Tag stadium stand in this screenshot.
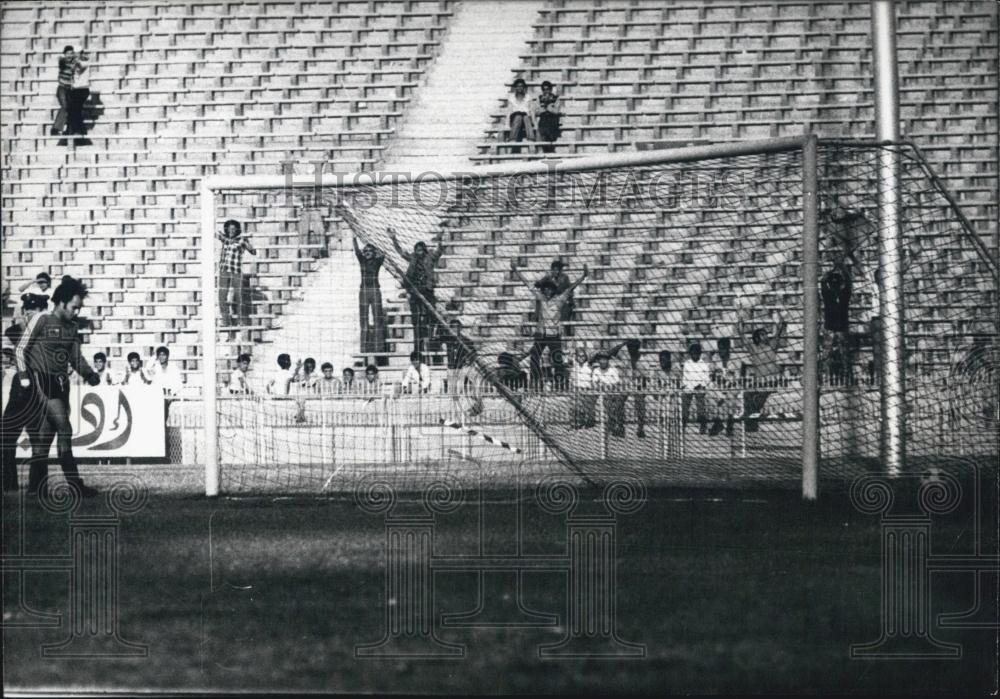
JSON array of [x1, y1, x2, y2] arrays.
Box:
[[2, 0, 455, 387], [1, 0, 996, 389]]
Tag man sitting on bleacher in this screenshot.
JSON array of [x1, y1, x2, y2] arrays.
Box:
[[505, 78, 535, 154]]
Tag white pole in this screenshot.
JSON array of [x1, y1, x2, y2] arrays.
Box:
[[871, 0, 905, 476], [201, 182, 219, 496], [801, 135, 820, 500]]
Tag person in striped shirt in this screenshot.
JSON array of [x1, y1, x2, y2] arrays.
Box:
[[15, 276, 101, 497], [51, 45, 86, 138], [217, 219, 256, 327]]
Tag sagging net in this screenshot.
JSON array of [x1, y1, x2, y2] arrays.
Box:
[[208, 140, 998, 494]]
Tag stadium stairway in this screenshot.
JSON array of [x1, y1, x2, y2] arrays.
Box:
[[383, 0, 544, 171], [325, 0, 545, 382]]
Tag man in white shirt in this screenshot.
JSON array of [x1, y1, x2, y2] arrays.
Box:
[[590, 352, 621, 389], [296, 357, 318, 395], [569, 347, 594, 429], [17, 272, 51, 298], [229, 353, 253, 395], [147, 346, 184, 397], [122, 351, 152, 386], [682, 342, 710, 434], [505, 77, 535, 154], [91, 352, 116, 386], [401, 351, 432, 394], [267, 353, 297, 397], [317, 362, 340, 396]]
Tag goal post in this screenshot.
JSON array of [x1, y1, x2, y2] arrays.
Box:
[[198, 136, 997, 498]]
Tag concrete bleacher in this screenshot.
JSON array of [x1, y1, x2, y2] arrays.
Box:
[[446, 0, 997, 372], [475, 0, 998, 247], [1, 0, 455, 386], [1, 0, 995, 391]]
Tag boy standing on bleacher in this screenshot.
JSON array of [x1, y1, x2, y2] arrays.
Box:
[[51, 45, 85, 139]]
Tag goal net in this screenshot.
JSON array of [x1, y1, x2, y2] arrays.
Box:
[[199, 137, 998, 496]]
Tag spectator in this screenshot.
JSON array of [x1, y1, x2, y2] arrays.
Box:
[[570, 347, 595, 429], [505, 78, 535, 154], [217, 219, 257, 327], [18, 272, 51, 298], [362, 364, 381, 393], [297, 357, 318, 394], [590, 352, 621, 394], [495, 351, 529, 390], [340, 367, 356, 393], [737, 308, 787, 432], [821, 261, 853, 382], [229, 354, 253, 395], [656, 350, 677, 388], [51, 45, 85, 139], [1, 348, 14, 382], [67, 49, 91, 145], [681, 342, 710, 434], [401, 351, 431, 394], [122, 352, 152, 385], [439, 317, 483, 416], [91, 352, 115, 385], [0, 347, 19, 493], [534, 80, 561, 153], [391, 228, 443, 354], [147, 346, 184, 397], [592, 346, 631, 438], [708, 338, 739, 437], [353, 234, 387, 356], [535, 260, 573, 334], [439, 317, 472, 393], [511, 260, 588, 388], [318, 362, 339, 395], [267, 354, 297, 396], [618, 339, 648, 438]]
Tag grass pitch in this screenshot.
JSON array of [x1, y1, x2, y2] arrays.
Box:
[[3, 462, 997, 693]]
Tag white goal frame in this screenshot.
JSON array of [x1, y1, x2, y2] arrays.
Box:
[[199, 135, 825, 498]]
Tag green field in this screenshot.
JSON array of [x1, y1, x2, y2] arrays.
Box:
[[3, 463, 997, 694]]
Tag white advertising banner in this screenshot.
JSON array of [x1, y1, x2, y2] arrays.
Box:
[[12, 384, 167, 458]]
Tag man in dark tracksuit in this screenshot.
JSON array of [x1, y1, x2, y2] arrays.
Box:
[[391, 228, 443, 355], [353, 236, 387, 356], [15, 277, 101, 497], [2, 294, 49, 492]]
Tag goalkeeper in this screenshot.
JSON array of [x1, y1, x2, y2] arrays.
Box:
[[15, 276, 101, 497]]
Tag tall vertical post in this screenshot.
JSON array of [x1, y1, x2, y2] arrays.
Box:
[[801, 135, 820, 500], [871, 0, 906, 476], [201, 181, 219, 496]]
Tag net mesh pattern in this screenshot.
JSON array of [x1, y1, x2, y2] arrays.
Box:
[[207, 141, 998, 494]]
